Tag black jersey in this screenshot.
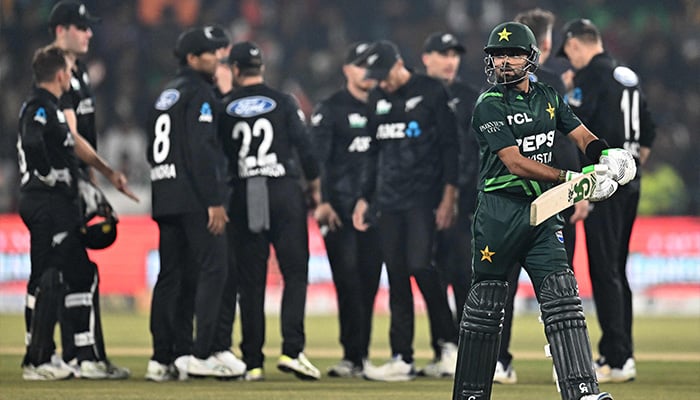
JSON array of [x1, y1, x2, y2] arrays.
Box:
[[219, 83, 319, 182], [147, 67, 225, 217], [310, 88, 372, 220], [59, 59, 97, 148], [17, 87, 79, 198], [447, 80, 480, 214], [361, 73, 459, 211], [566, 52, 655, 167]]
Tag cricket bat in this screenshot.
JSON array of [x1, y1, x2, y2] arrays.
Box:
[[529, 170, 597, 226]]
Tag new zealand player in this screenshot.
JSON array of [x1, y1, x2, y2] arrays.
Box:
[[309, 42, 383, 378], [450, 22, 636, 400], [220, 41, 321, 381], [352, 40, 459, 381], [146, 26, 238, 381], [419, 32, 479, 378], [557, 18, 656, 384]]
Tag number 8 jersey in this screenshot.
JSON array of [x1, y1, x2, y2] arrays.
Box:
[[147, 67, 225, 217], [219, 83, 319, 183]]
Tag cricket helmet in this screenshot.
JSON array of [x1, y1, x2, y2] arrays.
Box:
[[483, 22, 540, 85], [78, 178, 118, 250]]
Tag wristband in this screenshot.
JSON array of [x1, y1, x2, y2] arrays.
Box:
[[584, 139, 609, 162]]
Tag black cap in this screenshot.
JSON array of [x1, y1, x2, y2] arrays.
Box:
[[228, 41, 263, 67], [354, 40, 400, 80], [174, 26, 228, 59], [556, 18, 601, 58], [423, 32, 466, 54], [344, 41, 371, 65], [48, 1, 100, 30], [209, 24, 231, 47]]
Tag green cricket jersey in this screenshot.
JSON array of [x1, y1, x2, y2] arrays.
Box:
[[472, 81, 582, 199]]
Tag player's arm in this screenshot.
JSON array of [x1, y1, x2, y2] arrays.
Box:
[[497, 145, 561, 182], [65, 108, 139, 202], [20, 106, 53, 181], [435, 86, 459, 230], [309, 103, 342, 230]]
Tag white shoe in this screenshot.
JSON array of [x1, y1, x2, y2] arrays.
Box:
[[363, 355, 415, 382], [244, 367, 265, 381], [580, 392, 614, 400], [493, 360, 517, 384], [417, 359, 441, 378], [145, 360, 174, 382], [187, 356, 237, 378], [610, 358, 636, 382], [23, 362, 74, 381], [438, 342, 458, 377], [327, 359, 363, 378], [103, 360, 130, 379], [173, 355, 190, 381], [277, 352, 321, 380], [214, 350, 246, 378], [79, 360, 109, 379]]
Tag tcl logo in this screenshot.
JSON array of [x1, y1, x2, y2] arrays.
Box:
[[506, 112, 532, 125]]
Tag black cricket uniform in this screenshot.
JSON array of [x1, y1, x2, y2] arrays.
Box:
[[567, 52, 656, 369], [17, 87, 96, 366], [219, 83, 319, 370], [310, 88, 383, 366], [147, 67, 228, 364], [433, 79, 479, 325], [497, 66, 583, 368], [361, 72, 458, 362]]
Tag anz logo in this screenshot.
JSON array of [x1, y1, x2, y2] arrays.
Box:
[[227, 96, 277, 117]]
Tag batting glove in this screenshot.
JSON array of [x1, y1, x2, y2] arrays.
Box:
[[585, 164, 619, 202], [599, 148, 636, 185]]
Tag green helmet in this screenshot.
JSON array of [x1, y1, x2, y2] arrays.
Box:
[[484, 22, 538, 55]]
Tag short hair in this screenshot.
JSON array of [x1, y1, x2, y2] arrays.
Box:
[[32, 46, 67, 84], [236, 65, 263, 78], [514, 8, 555, 45]]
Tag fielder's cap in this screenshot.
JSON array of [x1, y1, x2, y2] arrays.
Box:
[[344, 41, 371, 65], [556, 18, 600, 58], [354, 40, 400, 80], [209, 24, 231, 47], [423, 32, 466, 54], [228, 41, 263, 67], [174, 26, 229, 59], [48, 1, 100, 30]]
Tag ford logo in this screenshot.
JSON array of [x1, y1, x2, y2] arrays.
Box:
[[227, 96, 277, 117], [155, 89, 180, 110]]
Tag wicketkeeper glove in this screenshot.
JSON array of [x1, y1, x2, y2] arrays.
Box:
[[599, 148, 636, 185]]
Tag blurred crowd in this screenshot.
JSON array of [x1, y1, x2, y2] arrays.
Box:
[[1, 0, 698, 214]]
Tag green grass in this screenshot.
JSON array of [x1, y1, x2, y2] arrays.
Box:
[[1, 312, 699, 399]]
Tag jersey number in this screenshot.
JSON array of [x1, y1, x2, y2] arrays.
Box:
[[232, 118, 278, 168], [152, 114, 171, 163], [620, 89, 640, 157], [16, 136, 29, 185]]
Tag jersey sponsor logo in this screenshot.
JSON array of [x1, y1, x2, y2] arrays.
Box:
[[347, 113, 367, 128], [506, 112, 533, 125], [33, 107, 47, 125], [376, 99, 392, 115], [57, 110, 66, 123], [405, 120, 422, 137], [70, 76, 81, 91], [404, 95, 423, 112], [76, 97, 95, 115], [198, 102, 213, 123], [347, 136, 371, 152], [556, 230, 564, 243], [613, 66, 639, 87], [150, 163, 177, 181], [155, 89, 181, 110], [517, 130, 555, 152], [478, 120, 505, 134], [311, 112, 323, 126], [376, 122, 406, 139], [565, 87, 582, 107], [226, 96, 277, 117]]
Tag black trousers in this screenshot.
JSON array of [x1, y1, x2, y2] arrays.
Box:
[[584, 180, 639, 368], [378, 207, 456, 363], [323, 222, 383, 365], [230, 178, 310, 369], [150, 212, 227, 363], [19, 191, 98, 365], [497, 207, 577, 365]]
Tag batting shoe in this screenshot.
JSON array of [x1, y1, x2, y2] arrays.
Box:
[[493, 360, 518, 384], [580, 392, 614, 400], [23, 362, 74, 381], [144, 360, 175, 382], [277, 353, 321, 380], [213, 350, 247, 378], [327, 359, 363, 378], [363, 355, 416, 382], [244, 367, 265, 381], [187, 355, 237, 378]]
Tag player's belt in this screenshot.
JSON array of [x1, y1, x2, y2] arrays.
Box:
[[484, 174, 545, 198]]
